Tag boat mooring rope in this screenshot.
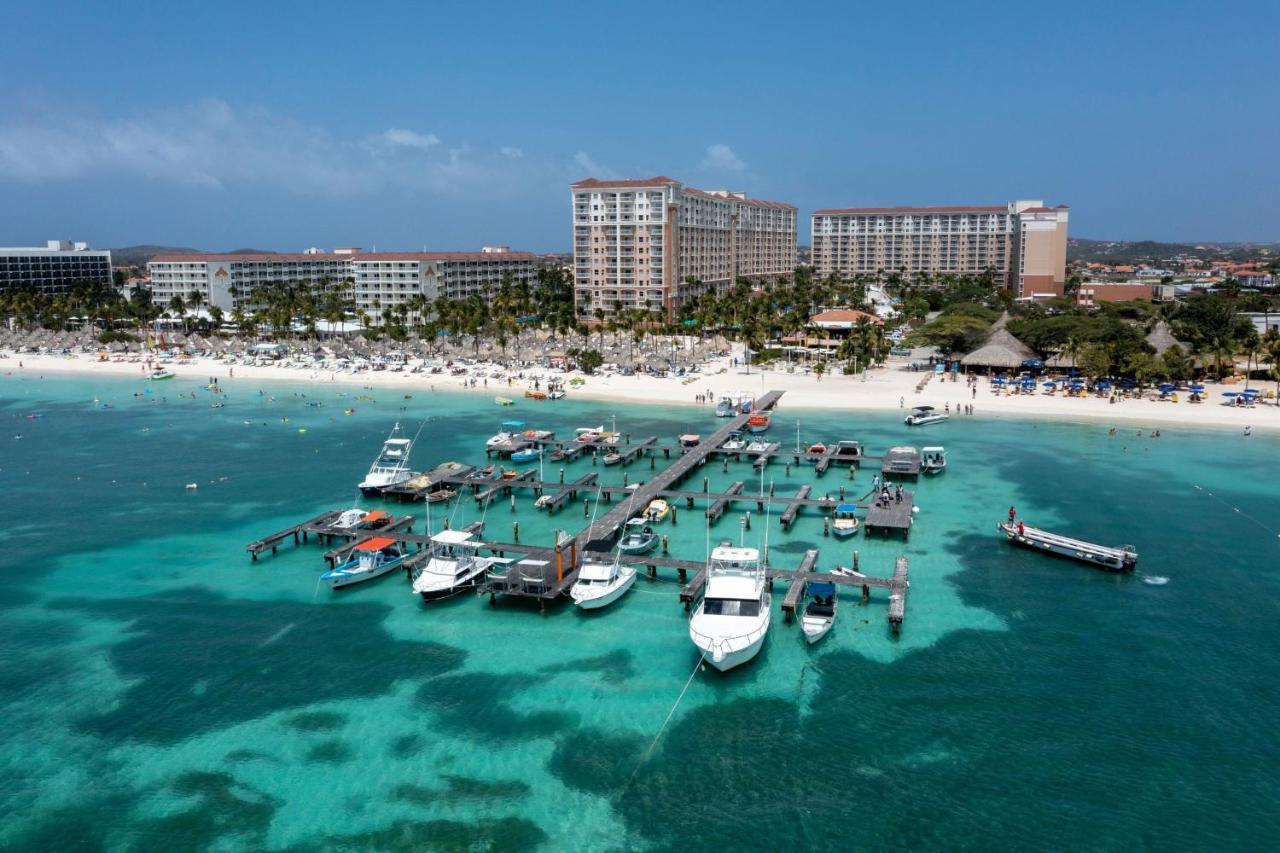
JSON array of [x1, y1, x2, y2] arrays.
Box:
[[616, 653, 704, 798], [1193, 484, 1280, 541]]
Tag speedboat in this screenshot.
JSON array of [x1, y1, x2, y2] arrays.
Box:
[[495, 396, 515, 406], [331, 508, 391, 530], [689, 544, 770, 671], [679, 434, 701, 448], [411, 530, 509, 600], [904, 405, 948, 426], [805, 443, 826, 463], [510, 447, 541, 463], [485, 420, 525, 450], [921, 446, 947, 474], [574, 426, 604, 444], [617, 518, 658, 554], [721, 431, 746, 452], [801, 582, 837, 644], [602, 450, 622, 466], [645, 499, 670, 523], [321, 537, 408, 589], [745, 439, 771, 454], [831, 503, 859, 538], [466, 464, 497, 481], [358, 423, 419, 495], [746, 412, 771, 434], [148, 368, 175, 380], [832, 440, 862, 462], [715, 397, 737, 417], [570, 557, 637, 610]]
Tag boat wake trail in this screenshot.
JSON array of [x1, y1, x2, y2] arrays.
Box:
[[1141, 575, 1170, 586]]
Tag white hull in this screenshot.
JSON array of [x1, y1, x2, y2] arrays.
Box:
[[326, 559, 401, 589], [698, 632, 766, 671], [905, 415, 948, 426], [571, 567, 636, 610], [832, 525, 858, 539], [413, 562, 489, 600], [802, 615, 833, 644]]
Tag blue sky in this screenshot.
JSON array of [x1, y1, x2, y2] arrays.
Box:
[[2, 0, 1277, 251]]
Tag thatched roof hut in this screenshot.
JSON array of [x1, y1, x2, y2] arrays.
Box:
[[961, 328, 1037, 368], [1145, 320, 1187, 355]]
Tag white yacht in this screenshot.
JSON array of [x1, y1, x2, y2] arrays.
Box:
[[411, 530, 508, 601], [570, 557, 637, 610], [485, 420, 525, 450], [689, 544, 770, 671], [904, 405, 949, 426], [921, 446, 948, 474], [358, 423, 418, 495]]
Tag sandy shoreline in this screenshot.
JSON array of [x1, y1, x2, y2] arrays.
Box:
[[3, 350, 1276, 435]]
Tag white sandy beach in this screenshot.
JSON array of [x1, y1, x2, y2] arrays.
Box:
[[3, 349, 1276, 435]]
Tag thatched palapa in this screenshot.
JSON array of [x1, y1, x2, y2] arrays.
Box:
[[961, 328, 1037, 368]]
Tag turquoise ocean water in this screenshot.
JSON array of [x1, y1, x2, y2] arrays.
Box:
[[1, 370, 1278, 851]]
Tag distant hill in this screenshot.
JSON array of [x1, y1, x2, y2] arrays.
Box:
[[109, 246, 285, 266], [109, 245, 202, 266], [1069, 238, 1279, 264]]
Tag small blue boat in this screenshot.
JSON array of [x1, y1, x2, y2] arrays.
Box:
[[510, 448, 541, 463], [321, 537, 409, 589]]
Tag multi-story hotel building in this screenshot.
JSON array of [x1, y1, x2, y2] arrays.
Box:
[[811, 201, 1069, 297], [571, 176, 797, 320], [147, 249, 536, 314], [0, 240, 112, 295]]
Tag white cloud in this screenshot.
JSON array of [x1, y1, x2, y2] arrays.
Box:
[[573, 151, 614, 178], [499, 146, 524, 158], [701, 143, 745, 172], [0, 99, 533, 197], [380, 128, 440, 149]]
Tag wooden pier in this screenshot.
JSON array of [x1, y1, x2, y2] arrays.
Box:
[[863, 490, 915, 539], [244, 387, 922, 632]]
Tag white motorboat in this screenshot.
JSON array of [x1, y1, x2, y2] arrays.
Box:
[[801, 582, 837, 644], [411, 530, 509, 601], [574, 425, 605, 444], [148, 368, 175, 380], [904, 405, 948, 426], [921, 446, 947, 474], [321, 537, 407, 589], [745, 439, 771, 454], [689, 544, 770, 671], [485, 420, 525, 450], [715, 396, 737, 417], [331, 508, 391, 531], [720, 431, 747, 452], [830, 503, 859, 538], [358, 422, 419, 495], [570, 557, 637, 610]]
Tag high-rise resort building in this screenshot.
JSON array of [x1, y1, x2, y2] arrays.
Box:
[[811, 201, 1069, 297], [146, 248, 537, 314], [570, 176, 797, 320], [0, 240, 112, 295]]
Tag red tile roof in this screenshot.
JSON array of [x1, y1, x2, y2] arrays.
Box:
[[571, 176, 679, 188], [1018, 207, 1056, 214], [682, 187, 795, 210], [809, 309, 884, 325], [149, 253, 348, 263], [813, 205, 1006, 216]]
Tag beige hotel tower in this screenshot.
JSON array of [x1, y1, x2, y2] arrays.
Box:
[[811, 200, 1069, 297], [571, 176, 797, 321]]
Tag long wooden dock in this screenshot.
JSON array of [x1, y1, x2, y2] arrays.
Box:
[[864, 489, 914, 539]]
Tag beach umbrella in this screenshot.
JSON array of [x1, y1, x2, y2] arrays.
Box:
[[1190, 384, 1205, 393], [1041, 381, 1056, 387], [1222, 392, 1239, 398], [1159, 383, 1175, 392], [1242, 389, 1260, 397]]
